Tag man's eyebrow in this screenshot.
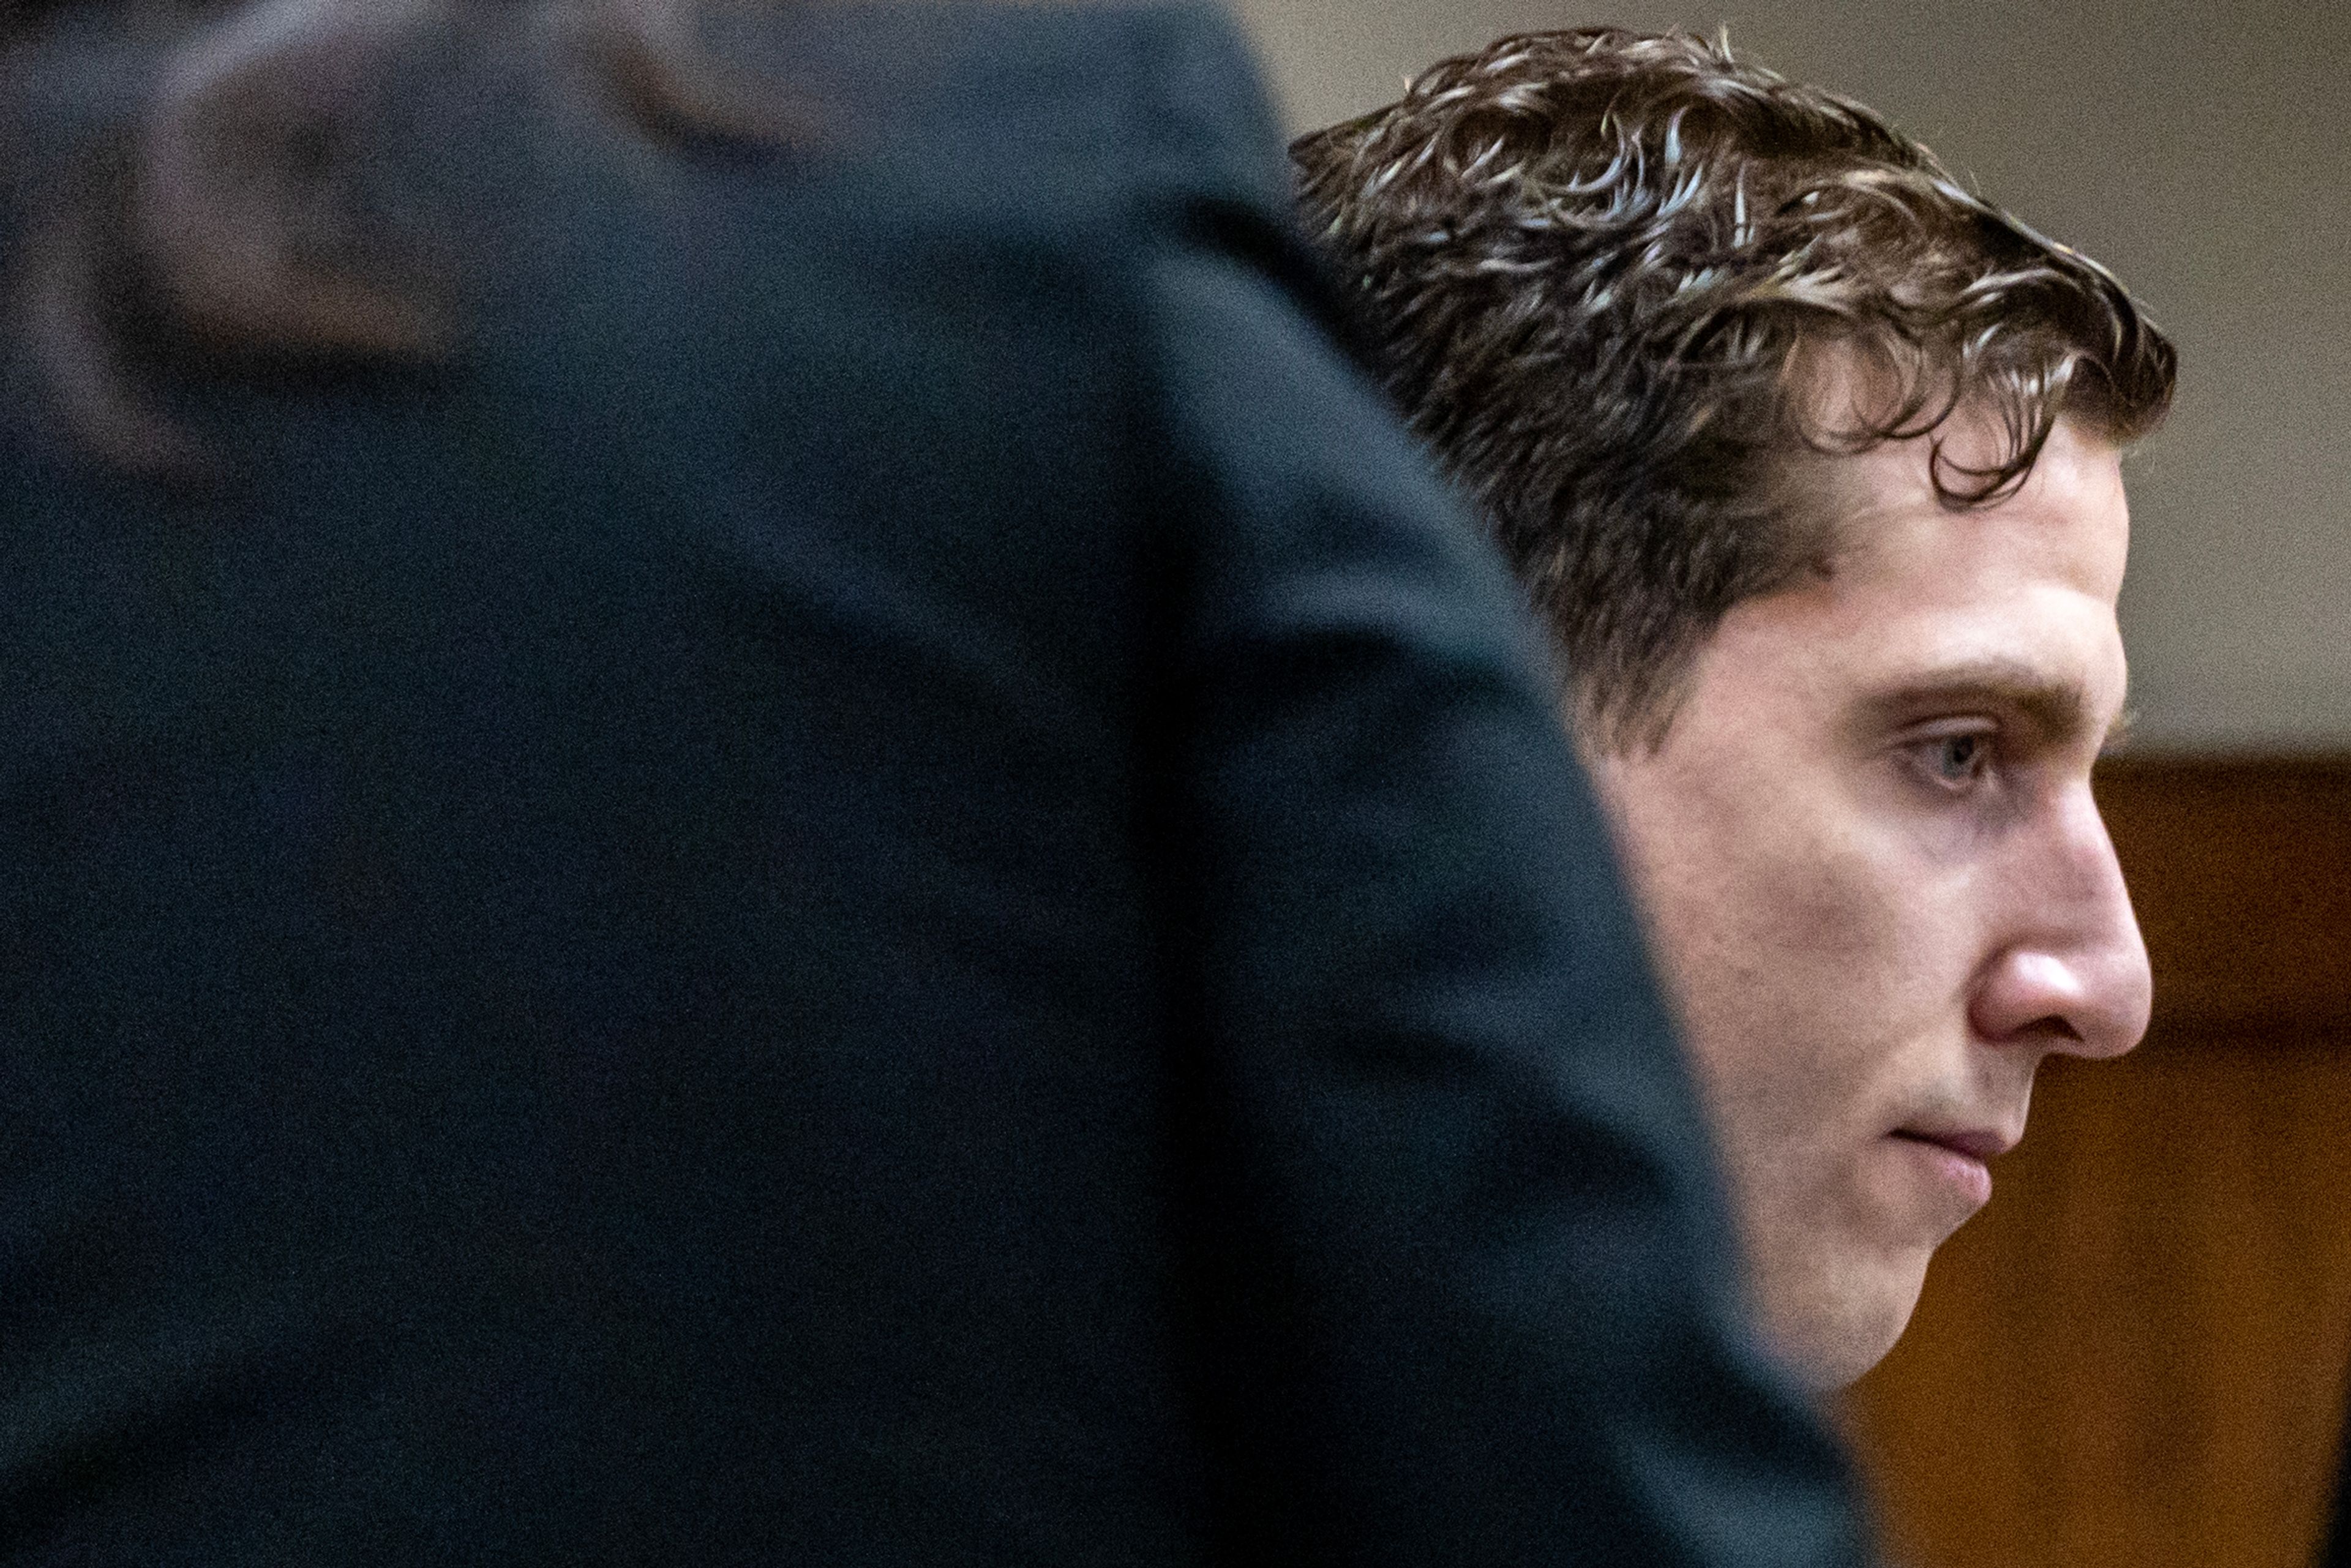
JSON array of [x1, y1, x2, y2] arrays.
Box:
[[1853, 656, 2121, 747]]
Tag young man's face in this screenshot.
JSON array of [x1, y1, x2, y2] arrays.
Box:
[[1586, 411, 2151, 1391]]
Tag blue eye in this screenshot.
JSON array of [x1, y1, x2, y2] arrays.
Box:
[[1924, 732, 1990, 786]]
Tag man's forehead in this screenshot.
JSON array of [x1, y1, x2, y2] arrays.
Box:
[[1706, 422, 2134, 754], [1772, 413, 2131, 602]]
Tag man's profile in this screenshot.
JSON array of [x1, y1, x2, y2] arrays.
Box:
[[1294, 28, 2177, 1389]]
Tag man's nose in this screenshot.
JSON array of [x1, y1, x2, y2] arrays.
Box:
[[1967, 784, 2153, 1059]]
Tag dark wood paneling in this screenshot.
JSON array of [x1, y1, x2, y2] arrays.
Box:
[[2097, 756, 2351, 1035], [1847, 757, 2351, 1568]]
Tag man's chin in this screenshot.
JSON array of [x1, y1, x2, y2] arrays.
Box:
[[1756, 1241, 1934, 1394]]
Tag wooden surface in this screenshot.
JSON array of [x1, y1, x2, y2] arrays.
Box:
[[1846, 757, 2351, 1568], [2093, 759, 2351, 1037]]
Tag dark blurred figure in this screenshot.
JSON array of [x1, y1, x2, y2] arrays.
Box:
[[0, 3, 1867, 1563]]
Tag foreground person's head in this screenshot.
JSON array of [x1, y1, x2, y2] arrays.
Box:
[[0, 0, 790, 476], [1294, 29, 2175, 1389]]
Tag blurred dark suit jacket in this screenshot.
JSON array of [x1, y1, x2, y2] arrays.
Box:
[[0, 4, 1866, 1562]]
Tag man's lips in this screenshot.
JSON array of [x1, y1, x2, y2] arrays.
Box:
[[1885, 1123, 2019, 1215], [1889, 1125, 2019, 1163]]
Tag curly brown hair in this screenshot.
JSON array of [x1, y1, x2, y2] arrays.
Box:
[[1292, 28, 2176, 749]]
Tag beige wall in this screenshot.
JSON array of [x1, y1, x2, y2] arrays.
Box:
[[1230, 0, 2351, 752]]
